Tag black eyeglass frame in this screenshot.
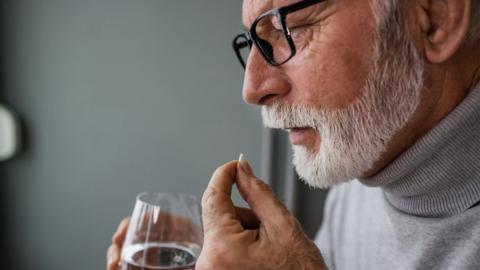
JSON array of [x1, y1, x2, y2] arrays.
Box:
[[233, 0, 325, 69]]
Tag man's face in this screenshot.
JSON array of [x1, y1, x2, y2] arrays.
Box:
[[242, 0, 425, 188], [242, 0, 375, 151]]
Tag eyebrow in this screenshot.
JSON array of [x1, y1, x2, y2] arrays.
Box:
[[242, 0, 323, 32], [242, 0, 278, 32]]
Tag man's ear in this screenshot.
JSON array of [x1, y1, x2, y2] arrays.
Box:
[[417, 0, 472, 63]]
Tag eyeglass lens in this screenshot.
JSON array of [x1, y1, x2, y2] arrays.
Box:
[[254, 14, 292, 65], [234, 14, 293, 68], [234, 35, 251, 68]]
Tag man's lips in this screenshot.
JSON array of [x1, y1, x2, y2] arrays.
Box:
[[287, 127, 316, 145]]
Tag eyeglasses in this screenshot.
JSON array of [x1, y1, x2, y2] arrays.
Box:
[[232, 0, 325, 69]]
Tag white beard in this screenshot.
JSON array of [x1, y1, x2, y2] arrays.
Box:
[[261, 1, 425, 188]]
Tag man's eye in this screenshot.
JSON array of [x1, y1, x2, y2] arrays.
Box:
[[290, 25, 313, 44], [290, 25, 308, 36]]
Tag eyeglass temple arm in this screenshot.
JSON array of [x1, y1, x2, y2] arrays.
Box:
[[235, 40, 250, 49], [233, 34, 252, 49]]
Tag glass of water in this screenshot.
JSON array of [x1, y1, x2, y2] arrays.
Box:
[[121, 192, 203, 270]]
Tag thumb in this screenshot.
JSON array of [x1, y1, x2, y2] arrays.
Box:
[[202, 161, 242, 234], [236, 156, 291, 229]]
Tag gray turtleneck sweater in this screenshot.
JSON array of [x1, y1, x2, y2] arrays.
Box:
[[315, 85, 480, 270]]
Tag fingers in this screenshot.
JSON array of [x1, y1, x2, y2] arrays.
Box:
[[205, 160, 237, 196], [112, 217, 130, 246], [235, 206, 260, 229], [202, 161, 242, 233], [236, 158, 291, 229], [107, 217, 129, 270], [106, 244, 120, 270]]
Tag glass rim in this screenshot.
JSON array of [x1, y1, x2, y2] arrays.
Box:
[[136, 191, 199, 207]]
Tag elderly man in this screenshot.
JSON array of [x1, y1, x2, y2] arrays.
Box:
[[107, 0, 480, 269]]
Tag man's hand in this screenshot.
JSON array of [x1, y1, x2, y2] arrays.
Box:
[[106, 217, 129, 270], [196, 158, 327, 270]]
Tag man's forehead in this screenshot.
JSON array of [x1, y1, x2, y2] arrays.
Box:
[[242, 0, 299, 29]]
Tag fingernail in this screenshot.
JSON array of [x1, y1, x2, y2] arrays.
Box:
[[238, 153, 254, 176]]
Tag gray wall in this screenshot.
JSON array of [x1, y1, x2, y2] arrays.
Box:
[[0, 1, 327, 269], [1, 1, 263, 269]]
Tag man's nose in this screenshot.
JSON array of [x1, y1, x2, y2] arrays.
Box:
[[242, 48, 291, 106]]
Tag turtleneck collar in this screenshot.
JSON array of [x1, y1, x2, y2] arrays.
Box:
[[359, 85, 480, 217]]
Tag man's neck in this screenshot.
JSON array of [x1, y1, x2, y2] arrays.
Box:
[[364, 46, 480, 178], [360, 83, 480, 217], [424, 43, 480, 136]]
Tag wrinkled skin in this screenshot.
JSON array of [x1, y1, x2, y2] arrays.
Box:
[[107, 0, 480, 269], [107, 161, 327, 270], [195, 160, 327, 270]]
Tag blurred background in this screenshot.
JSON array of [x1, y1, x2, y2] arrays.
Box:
[[0, 0, 327, 269]]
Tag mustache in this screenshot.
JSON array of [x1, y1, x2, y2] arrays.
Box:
[[261, 102, 324, 130]]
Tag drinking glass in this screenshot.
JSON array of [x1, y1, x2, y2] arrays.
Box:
[[121, 192, 203, 270]]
